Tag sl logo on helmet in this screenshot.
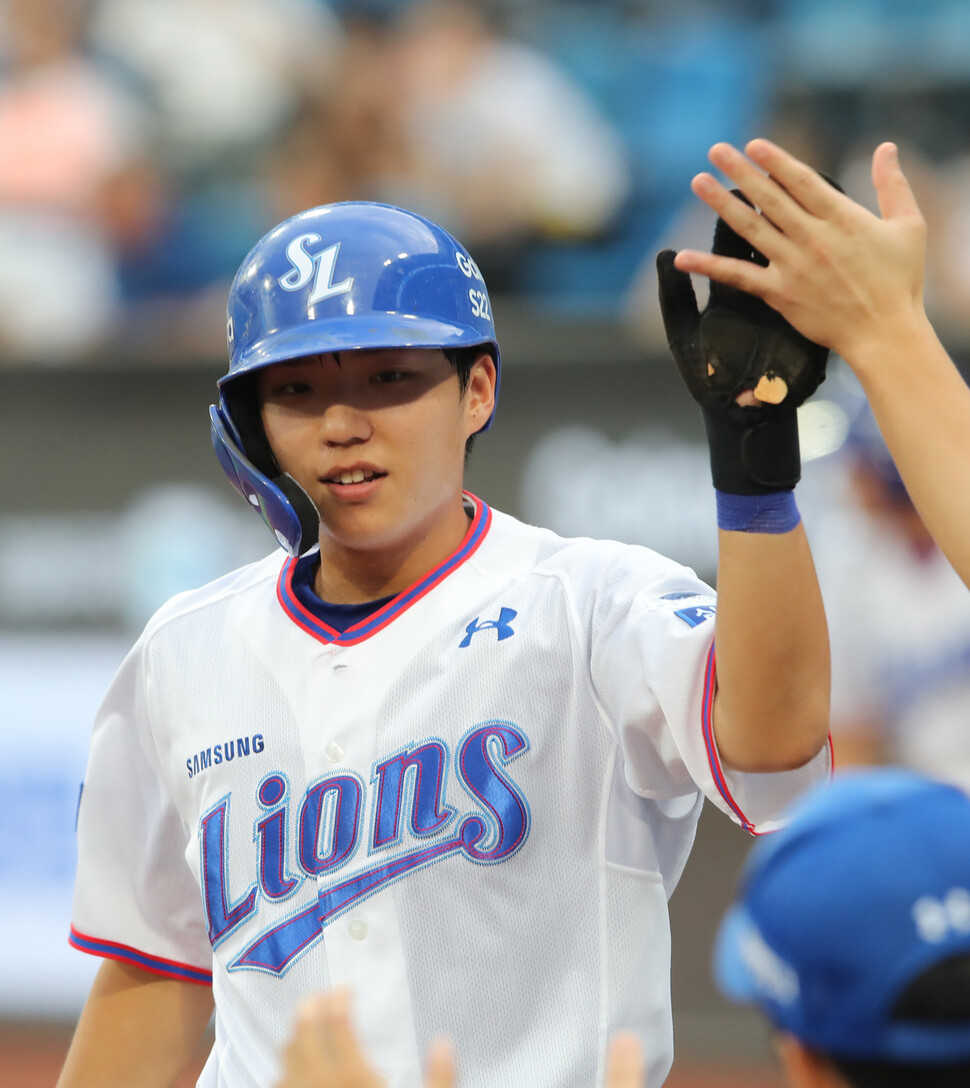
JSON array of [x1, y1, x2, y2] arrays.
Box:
[[278, 235, 354, 307]]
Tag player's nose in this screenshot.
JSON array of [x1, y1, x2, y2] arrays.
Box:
[[317, 400, 373, 447]]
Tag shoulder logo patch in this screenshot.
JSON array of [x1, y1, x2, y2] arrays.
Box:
[[674, 605, 716, 628]]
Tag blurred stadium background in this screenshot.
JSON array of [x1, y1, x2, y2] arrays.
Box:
[[4, 0, 970, 1084]]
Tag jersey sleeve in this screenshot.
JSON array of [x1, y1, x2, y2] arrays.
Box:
[[70, 633, 213, 983], [589, 549, 831, 835]]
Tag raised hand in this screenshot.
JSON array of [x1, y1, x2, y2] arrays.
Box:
[[657, 188, 830, 494], [673, 139, 927, 362]]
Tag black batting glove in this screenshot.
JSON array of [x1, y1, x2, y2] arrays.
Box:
[[656, 196, 830, 494]]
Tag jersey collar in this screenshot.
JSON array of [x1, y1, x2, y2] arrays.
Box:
[[276, 492, 492, 646]]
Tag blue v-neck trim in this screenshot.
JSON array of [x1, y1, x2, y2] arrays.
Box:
[[288, 558, 394, 633], [276, 493, 492, 646]]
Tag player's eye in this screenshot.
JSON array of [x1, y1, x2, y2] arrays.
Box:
[[372, 369, 409, 384], [273, 379, 314, 396]]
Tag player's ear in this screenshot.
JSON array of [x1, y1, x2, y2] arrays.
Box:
[[463, 351, 497, 432]]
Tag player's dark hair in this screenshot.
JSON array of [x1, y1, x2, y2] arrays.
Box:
[[832, 1056, 970, 1087], [443, 345, 480, 397], [828, 954, 970, 1088], [443, 344, 494, 463]]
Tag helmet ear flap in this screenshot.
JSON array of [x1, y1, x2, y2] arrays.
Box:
[[222, 373, 281, 479], [209, 400, 320, 557]]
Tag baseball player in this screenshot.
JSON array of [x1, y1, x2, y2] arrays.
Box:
[[714, 768, 970, 1087], [673, 137, 970, 589], [60, 200, 831, 1088]]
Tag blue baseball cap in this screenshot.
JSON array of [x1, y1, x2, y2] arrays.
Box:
[[715, 769, 970, 1062]]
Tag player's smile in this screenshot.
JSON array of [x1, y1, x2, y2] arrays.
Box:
[[320, 462, 387, 500], [324, 466, 383, 485], [324, 459, 389, 493]]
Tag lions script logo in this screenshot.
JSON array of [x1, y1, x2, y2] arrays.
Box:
[[200, 723, 531, 976]]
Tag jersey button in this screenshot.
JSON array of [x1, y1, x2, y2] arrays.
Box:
[[348, 919, 367, 941], [324, 742, 345, 763]]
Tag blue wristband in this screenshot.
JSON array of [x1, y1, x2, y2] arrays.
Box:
[[716, 490, 801, 534]]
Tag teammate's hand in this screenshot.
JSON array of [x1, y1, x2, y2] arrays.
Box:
[[277, 991, 646, 1088], [276, 989, 399, 1088], [657, 196, 829, 493], [672, 139, 928, 364], [657, 202, 829, 410], [604, 1032, 645, 1088]]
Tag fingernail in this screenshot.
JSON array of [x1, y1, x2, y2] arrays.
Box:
[[693, 173, 717, 194]]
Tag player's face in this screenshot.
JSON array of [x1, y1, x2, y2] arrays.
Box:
[[258, 347, 495, 585]]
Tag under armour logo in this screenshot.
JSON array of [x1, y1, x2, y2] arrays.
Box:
[[459, 607, 517, 648]]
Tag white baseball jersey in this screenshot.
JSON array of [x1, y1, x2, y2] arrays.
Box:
[[71, 495, 830, 1088]]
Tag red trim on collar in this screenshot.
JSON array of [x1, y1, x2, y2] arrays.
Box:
[[277, 492, 492, 646]]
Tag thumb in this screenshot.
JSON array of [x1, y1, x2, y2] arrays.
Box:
[[656, 249, 700, 339], [872, 142, 921, 222]]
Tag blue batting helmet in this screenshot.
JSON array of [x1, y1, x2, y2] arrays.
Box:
[[209, 201, 501, 556]]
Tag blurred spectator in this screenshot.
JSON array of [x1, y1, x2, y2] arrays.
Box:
[[85, 0, 344, 302], [806, 387, 970, 790], [258, 11, 403, 226], [319, 0, 631, 291], [0, 0, 158, 361], [88, 0, 342, 176], [926, 151, 970, 337]]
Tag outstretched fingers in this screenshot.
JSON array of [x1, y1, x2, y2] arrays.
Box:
[[706, 142, 824, 245], [687, 169, 790, 264], [741, 139, 844, 219]]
